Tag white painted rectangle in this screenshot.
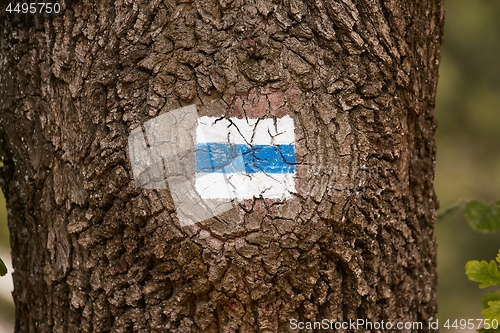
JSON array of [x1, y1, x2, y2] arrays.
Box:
[[195, 115, 296, 200], [196, 116, 295, 145], [195, 172, 296, 200]]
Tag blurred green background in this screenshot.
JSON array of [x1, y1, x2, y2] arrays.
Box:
[[434, 0, 500, 324], [1, 0, 500, 331]]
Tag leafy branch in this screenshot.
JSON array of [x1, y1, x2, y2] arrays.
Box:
[[439, 198, 500, 232], [466, 250, 500, 332], [446, 198, 500, 332]]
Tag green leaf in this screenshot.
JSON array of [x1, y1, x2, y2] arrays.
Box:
[[483, 301, 500, 321], [497, 249, 500, 264], [0, 258, 6, 277], [483, 292, 500, 309], [465, 260, 500, 288], [464, 199, 500, 233]]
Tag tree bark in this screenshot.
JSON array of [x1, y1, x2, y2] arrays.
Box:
[[0, 0, 443, 332]]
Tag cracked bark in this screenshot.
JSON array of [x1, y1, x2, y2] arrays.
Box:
[[0, 0, 443, 332]]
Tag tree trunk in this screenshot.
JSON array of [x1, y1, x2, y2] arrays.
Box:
[[0, 0, 443, 332]]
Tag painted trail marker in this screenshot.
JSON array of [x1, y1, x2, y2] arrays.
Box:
[[128, 105, 296, 226], [195, 116, 296, 200]]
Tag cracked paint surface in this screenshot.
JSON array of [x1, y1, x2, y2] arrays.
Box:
[[195, 115, 296, 200], [128, 105, 234, 227], [128, 106, 297, 226]]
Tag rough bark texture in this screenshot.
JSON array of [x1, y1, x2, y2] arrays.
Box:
[[0, 0, 443, 332]]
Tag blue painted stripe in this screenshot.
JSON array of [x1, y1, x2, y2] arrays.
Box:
[[195, 143, 296, 174]]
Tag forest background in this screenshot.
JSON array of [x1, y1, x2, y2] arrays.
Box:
[[0, 0, 500, 332]]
